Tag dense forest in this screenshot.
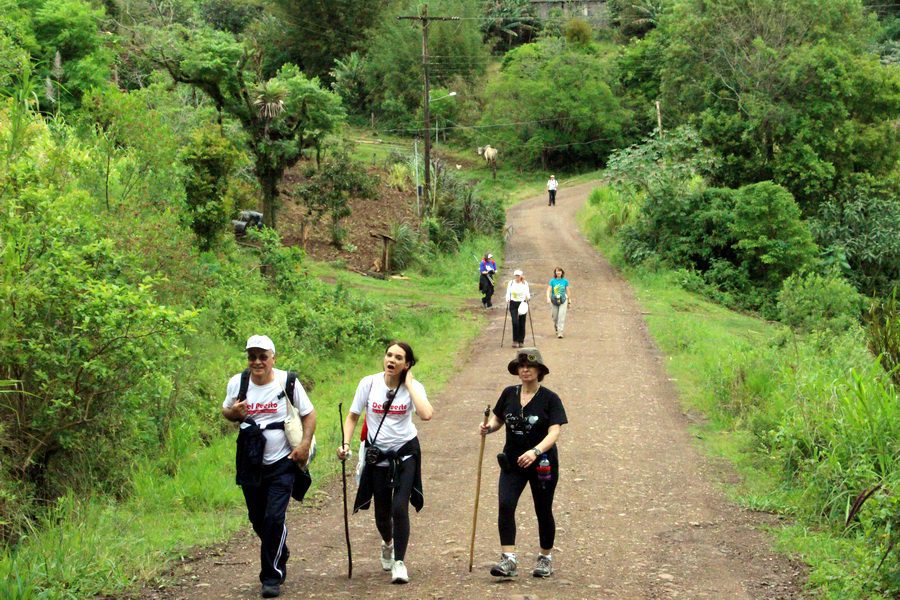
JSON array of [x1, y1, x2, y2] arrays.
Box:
[[0, 0, 897, 597]]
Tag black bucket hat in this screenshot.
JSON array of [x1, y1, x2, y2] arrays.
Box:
[[507, 347, 550, 377]]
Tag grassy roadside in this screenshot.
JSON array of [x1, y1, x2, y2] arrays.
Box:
[[0, 234, 500, 598], [578, 188, 898, 598]]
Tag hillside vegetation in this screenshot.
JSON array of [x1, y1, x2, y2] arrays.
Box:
[[1, 0, 897, 597]]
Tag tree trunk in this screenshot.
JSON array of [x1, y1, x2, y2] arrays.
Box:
[[259, 169, 279, 229]]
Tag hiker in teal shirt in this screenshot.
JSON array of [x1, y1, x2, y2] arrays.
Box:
[[546, 267, 572, 339]]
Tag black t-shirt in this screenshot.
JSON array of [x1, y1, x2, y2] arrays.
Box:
[[493, 385, 567, 461]]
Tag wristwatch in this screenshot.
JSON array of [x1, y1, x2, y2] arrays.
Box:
[[532, 447, 541, 457]]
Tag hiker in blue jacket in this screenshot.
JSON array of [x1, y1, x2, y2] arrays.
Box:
[[479, 252, 497, 308]]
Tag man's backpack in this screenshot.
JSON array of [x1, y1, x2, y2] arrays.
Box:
[[238, 368, 298, 406]]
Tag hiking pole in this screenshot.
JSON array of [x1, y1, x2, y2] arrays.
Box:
[[338, 402, 353, 579], [469, 405, 491, 572], [527, 303, 536, 346], [500, 302, 509, 348]]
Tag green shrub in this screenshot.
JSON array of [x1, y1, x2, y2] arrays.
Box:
[[865, 287, 900, 386], [179, 127, 238, 250], [810, 174, 900, 297], [564, 18, 592, 45], [622, 180, 816, 313], [387, 162, 410, 191], [422, 216, 459, 254], [778, 271, 865, 334], [389, 222, 427, 272], [730, 182, 818, 295]]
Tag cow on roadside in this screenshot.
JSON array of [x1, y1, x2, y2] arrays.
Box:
[[477, 145, 498, 179]]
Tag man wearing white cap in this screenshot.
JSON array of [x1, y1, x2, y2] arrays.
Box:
[[223, 335, 317, 598], [547, 175, 558, 206]]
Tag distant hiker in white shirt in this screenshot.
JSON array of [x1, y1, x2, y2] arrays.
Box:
[[547, 175, 558, 206]]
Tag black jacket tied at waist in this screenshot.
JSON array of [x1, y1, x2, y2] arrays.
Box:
[[353, 436, 424, 514]]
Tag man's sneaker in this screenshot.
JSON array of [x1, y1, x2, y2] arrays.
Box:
[[490, 554, 518, 577], [532, 554, 553, 578], [261, 583, 281, 598], [391, 560, 409, 584], [380, 541, 394, 571]]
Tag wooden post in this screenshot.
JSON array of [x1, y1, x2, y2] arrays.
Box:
[[370, 232, 396, 274]]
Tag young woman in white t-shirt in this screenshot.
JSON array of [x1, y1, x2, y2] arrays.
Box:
[[336, 341, 433, 584]]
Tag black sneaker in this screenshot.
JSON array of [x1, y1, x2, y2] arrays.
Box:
[[261, 583, 281, 598], [490, 554, 518, 577]]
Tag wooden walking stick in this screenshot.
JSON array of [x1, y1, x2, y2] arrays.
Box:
[[338, 402, 353, 579], [500, 302, 509, 348], [469, 405, 491, 572], [527, 302, 536, 346]]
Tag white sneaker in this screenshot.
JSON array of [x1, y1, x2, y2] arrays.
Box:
[[380, 541, 394, 571], [391, 560, 409, 584]]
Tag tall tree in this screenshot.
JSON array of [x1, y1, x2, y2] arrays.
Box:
[[655, 0, 900, 211], [147, 25, 345, 228], [481, 0, 540, 51], [480, 37, 628, 169], [263, 0, 392, 81], [362, 0, 490, 125]]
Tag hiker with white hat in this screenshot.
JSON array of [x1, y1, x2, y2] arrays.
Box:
[[505, 269, 531, 348], [547, 175, 558, 206]]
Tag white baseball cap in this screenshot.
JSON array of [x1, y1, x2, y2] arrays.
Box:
[[487, 253, 493, 258], [246, 335, 275, 353], [513, 269, 524, 276]]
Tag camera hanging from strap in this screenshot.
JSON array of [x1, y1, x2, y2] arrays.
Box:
[[365, 384, 398, 465], [369, 386, 397, 446]]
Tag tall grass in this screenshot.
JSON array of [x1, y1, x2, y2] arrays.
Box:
[[580, 191, 899, 598]]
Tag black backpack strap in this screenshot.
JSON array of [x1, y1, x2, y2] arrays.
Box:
[[285, 371, 297, 407], [238, 368, 251, 401]]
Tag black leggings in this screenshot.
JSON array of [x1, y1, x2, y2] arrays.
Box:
[[508, 301, 527, 343], [498, 464, 558, 550], [371, 457, 417, 561]]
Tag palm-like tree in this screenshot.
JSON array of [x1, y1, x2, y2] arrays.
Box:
[[253, 80, 287, 121]]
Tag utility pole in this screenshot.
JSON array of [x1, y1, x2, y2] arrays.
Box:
[[414, 137, 421, 217], [398, 4, 458, 210]]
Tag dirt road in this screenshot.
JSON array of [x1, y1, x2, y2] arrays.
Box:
[[149, 183, 806, 599]]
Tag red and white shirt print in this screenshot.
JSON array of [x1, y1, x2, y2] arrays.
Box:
[[223, 368, 314, 465], [350, 373, 427, 453]]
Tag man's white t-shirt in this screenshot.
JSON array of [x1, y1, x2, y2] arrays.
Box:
[[223, 368, 314, 465], [350, 373, 427, 453]]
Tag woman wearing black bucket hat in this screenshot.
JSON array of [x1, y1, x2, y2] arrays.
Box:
[[478, 347, 567, 579]]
